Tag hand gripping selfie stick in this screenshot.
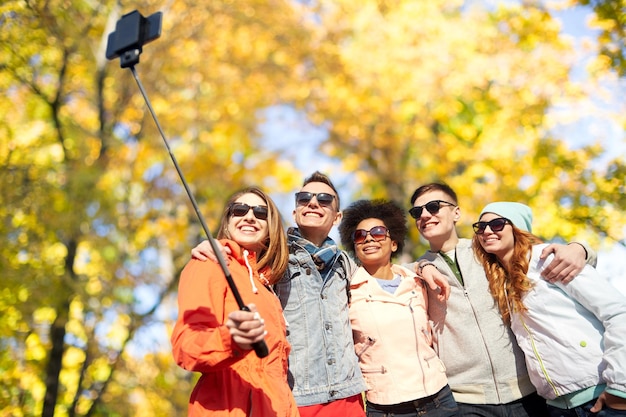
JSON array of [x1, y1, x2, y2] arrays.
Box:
[[106, 10, 269, 358]]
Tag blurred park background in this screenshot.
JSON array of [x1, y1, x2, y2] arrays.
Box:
[[1, 0, 625, 415]]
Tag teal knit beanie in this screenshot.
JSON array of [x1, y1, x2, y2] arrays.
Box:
[[479, 202, 533, 232]]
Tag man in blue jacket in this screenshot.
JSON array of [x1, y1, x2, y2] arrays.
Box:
[[274, 171, 366, 416]]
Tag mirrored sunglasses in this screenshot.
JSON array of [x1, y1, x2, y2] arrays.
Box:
[[409, 200, 456, 219], [230, 203, 268, 220], [352, 225, 390, 244], [472, 218, 511, 234], [295, 192, 336, 207]]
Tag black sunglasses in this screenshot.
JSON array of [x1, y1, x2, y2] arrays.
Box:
[[409, 200, 456, 219], [229, 203, 269, 220], [352, 225, 390, 244], [295, 192, 336, 207], [472, 218, 511, 234]]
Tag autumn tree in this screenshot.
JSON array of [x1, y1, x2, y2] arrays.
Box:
[[573, 0, 626, 76], [562, 0, 626, 249], [1, 0, 311, 415], [2, 0, 625, 416], [298, 0, 625, 253]]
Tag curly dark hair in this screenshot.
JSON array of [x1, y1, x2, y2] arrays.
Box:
[[338, 199, 408, 259]]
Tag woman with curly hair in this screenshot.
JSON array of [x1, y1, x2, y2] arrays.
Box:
[[472, 202, 626, 417], [339, 199, 457, 417]]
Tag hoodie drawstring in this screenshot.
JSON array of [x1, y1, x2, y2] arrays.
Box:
[[243, 249, 259, 294]]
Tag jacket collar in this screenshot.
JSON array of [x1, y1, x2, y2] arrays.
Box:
[[351, 264, 416, 286]]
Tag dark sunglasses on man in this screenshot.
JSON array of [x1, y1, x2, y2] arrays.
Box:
[[295, 192, 336, 207], [472, 217, 511, 234], [229, 203, 269, 220], [352, 226, 390, 244], [409, 200, 456, 219]]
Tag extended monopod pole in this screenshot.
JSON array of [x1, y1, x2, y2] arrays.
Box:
[[105, 10, 269, 358]]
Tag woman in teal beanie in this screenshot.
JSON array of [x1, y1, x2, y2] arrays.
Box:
[[472, 202, 626, 417]]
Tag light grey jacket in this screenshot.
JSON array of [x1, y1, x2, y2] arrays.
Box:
[[511, 244, 626, 408]]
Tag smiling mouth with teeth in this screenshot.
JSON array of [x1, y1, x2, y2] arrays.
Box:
[[421, 222, 437, 230]]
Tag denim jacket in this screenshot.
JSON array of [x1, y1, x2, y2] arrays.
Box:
[[273, 229, 366, 406]]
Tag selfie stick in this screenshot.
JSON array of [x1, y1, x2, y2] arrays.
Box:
[[106, 10, 268, 358]]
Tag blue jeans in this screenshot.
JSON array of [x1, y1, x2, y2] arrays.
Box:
[[548, 401, 626, 417], [366, 384, 458, 417], [457, 392, 549, 417]]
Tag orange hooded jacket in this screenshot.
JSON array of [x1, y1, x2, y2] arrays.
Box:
[[171, 240, 298, 417]]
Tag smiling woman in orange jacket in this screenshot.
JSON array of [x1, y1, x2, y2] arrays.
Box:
[[171, 186, 298, 417]]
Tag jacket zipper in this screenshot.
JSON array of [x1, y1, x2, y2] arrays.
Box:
[[464, 283, 502, 400], [356, 336, 376, 357], [357, 336, 386, 373], [520, 316, 560, 397]]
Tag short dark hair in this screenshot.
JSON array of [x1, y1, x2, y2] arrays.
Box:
[[410, 182, 458, 206], [338, 199, 408, 258], [302, 171, 341, 210]]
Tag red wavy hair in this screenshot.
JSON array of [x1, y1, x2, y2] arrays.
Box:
[[473, 227, 543, 324]]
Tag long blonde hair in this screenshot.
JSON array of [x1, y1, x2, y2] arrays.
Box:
[[216, 186, 288, 284], [473, 226, 543, 324]]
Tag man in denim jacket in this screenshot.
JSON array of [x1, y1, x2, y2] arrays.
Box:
[[191, 172, 366, 417], [274, 171, 366, 417]]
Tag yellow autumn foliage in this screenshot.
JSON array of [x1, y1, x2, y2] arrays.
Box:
[[1, 1, 624, 416]]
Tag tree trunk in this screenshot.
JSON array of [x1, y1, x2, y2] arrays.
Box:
[[41, 308, 68, 417], [42, 239, 77, 417]]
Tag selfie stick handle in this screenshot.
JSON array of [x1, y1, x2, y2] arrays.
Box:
[[129, 66, 269, 358]]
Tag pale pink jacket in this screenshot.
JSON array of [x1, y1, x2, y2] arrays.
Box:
[[349, 264, 448, 405]]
